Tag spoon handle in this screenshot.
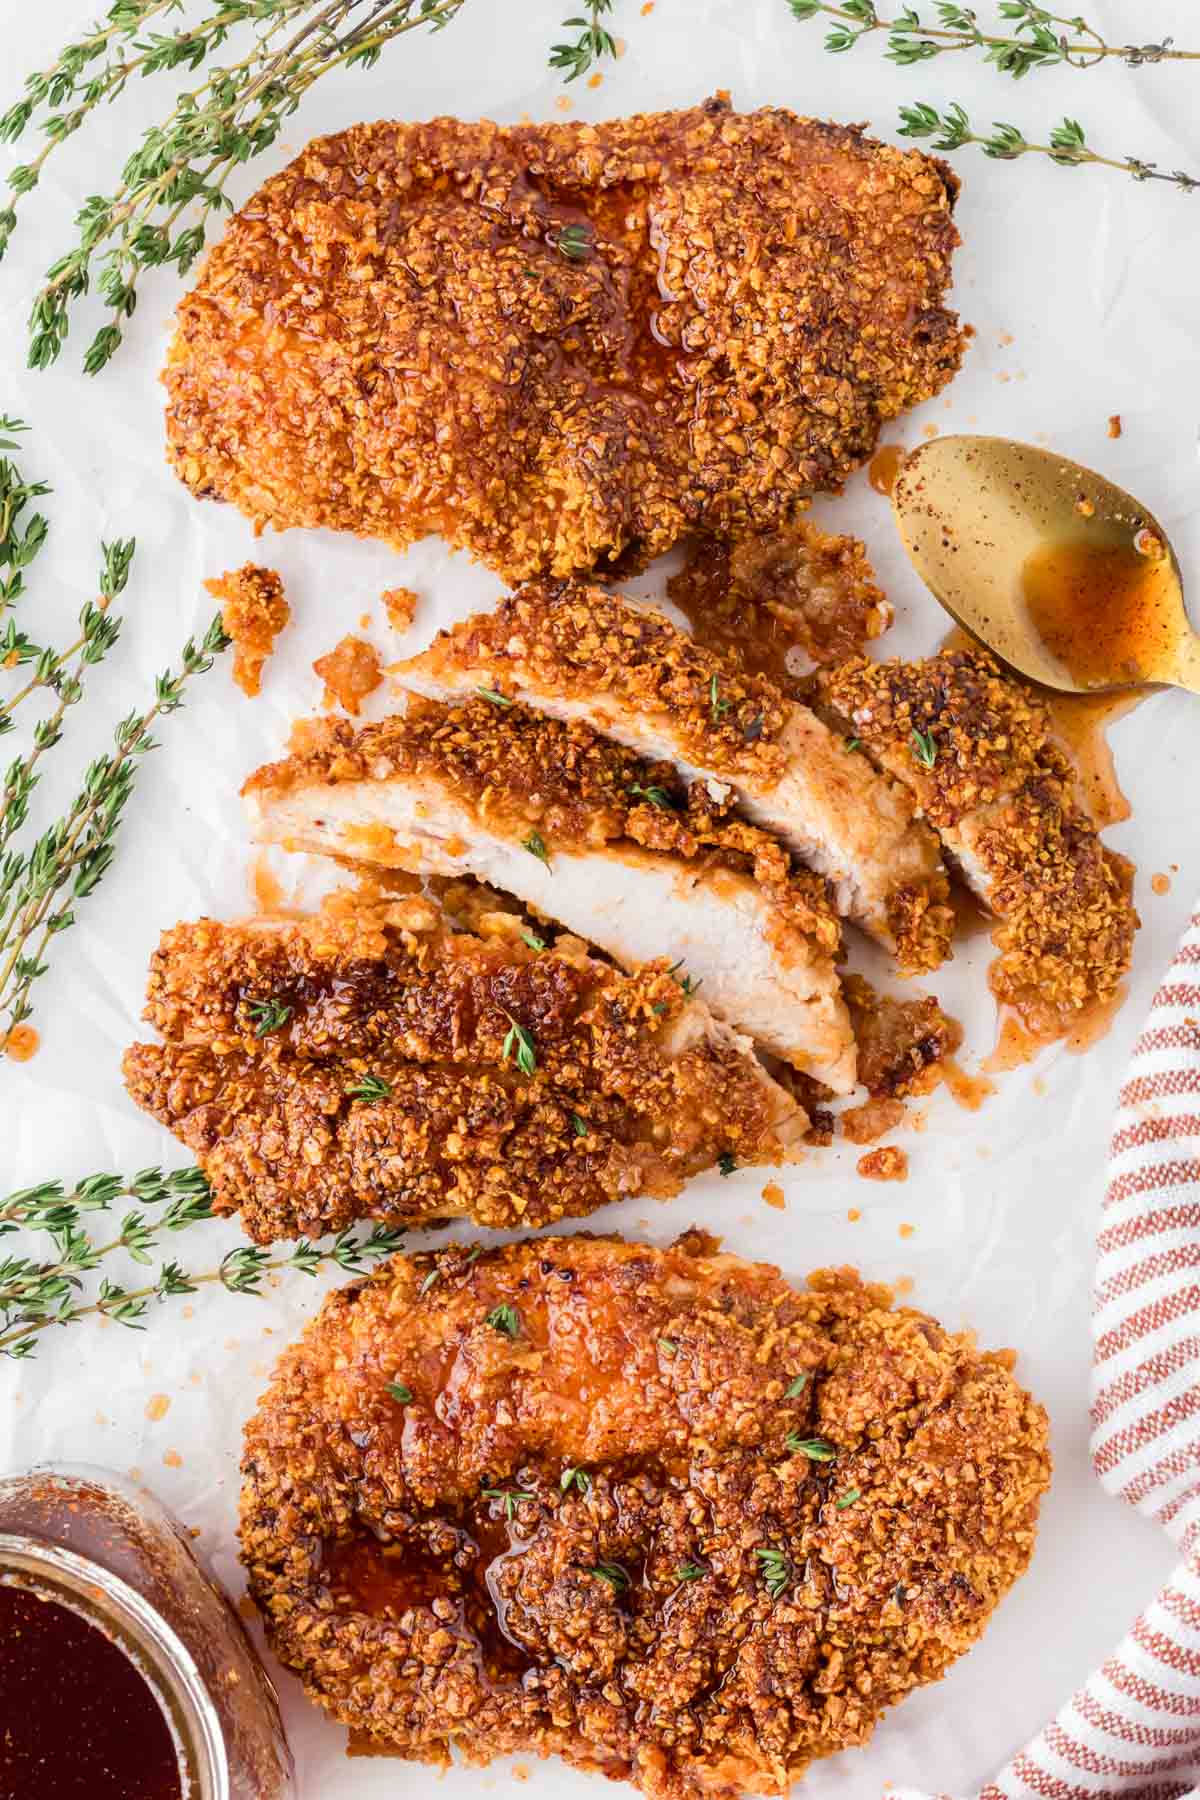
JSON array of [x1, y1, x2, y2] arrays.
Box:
[[1167, 632, 1200, 696]]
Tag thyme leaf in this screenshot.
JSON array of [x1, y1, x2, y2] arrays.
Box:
[[485, 1302, 520, 1337]]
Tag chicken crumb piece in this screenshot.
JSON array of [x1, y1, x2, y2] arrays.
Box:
[[204, 563, 289, 697], [383, 586, 419, 633], [847, 1207, 861, 1221], [899, 1222, 915, 1238], [857, 1146, 908, 1182], [841, 1096, 906, 1145], [313, 635, 382, 715], [761, 1181, 785, 1209], [1108, 414, 1122, 439], [144, 1393, 171, 1422], [162, 1449, 183, 1469], [667, 522, 891, 689]]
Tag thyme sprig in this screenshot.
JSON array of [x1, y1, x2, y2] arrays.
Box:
[[3, 0, 470, 374], [549, 2, 618, 82], [786, 3, 1196, 76], [899, 101, 1200, 191], [0, 610, 229, 1051], [0, 1161, 404, 1359]]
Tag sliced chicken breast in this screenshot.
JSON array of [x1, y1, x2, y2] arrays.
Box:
[[123, 891, 807, 1243], [817, 647, 1139, 1034], [397, 581, 953, 971], [243, 699, 857, 1093]]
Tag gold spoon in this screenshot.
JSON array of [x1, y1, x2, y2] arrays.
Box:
[[891, 434, 1200, 695]]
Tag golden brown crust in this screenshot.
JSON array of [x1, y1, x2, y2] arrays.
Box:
[[165, 101, 964, 581], [203, 563, 288, 697], [239, 1233, 1050, 1797], [246, 696, 843, 957], [420, 579, 795, 781], [122, 896, 800, 1243], [817, 648, 1139, 1031]]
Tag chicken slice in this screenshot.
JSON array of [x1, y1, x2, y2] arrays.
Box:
[[122, 891, 805, 1244], [397, 581, 953, 971], [817, 647, 1139, 1034], [243, 699, 857, 1093]]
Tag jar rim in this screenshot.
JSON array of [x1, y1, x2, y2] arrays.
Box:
[[0, 1530, 231, 1800]]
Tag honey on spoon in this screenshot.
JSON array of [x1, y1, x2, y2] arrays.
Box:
[[891, 435, 1199, 696]]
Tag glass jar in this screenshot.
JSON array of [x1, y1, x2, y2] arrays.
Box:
[[0, 1464, 294, 1800]]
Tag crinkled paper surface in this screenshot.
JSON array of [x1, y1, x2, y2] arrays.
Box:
[[2, 2, 1199, 1794]]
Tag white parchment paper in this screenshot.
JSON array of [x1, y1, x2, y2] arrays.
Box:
[[2, 2, 1199, 1794]]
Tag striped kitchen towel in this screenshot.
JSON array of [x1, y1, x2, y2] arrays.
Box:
[[904, 905, 1200, 1800]]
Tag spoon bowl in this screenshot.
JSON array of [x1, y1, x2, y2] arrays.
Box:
[[891, 435, 1199, 696]]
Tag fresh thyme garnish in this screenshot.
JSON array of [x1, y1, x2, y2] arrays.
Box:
[[898, 102, 1200, 191], [628, 783, 676, 811], [844, 736, 862, 753], [785, 6, 1200, 193], [717, 1152, 738, 1177], [247, 998, 292, 1038], [556, 222, 594, 261], [0, 1163, 403, 1358], [785, 1373, 809, 1398], [677, 973, 702, 999], [522, 829, 550, 865], [835, 1487, 862, 1510], [485, 1302, 520, 1337], [570, 1112, 589, 1138], [419, 1266, 441, 1295], [786, 1435, 837, 1461], [588, 1560, 629, 1590], [560, 1466, 591, 1494], [659, 1337, 678, 1355], [6, 0, 472, 375], [910, 727, 938, 768], [0, 425, 228, 1051], [347, 1072, 392, 1102], [502, 1016, 537, 1077], [385, 1381, 413, 1404], [520, 928, 547, 953], [785, 2, 1196, 77], [549, 1, 618, 82], [483, 1486, 535, 1520], [676, 1561, 708, 1581], [756, 1547, 792, 1598], [709, 673, 732, 723], [476, 685, 512, 707]]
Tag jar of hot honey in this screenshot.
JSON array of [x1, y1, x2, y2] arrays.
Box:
[[0, 1465, 293, 1800]]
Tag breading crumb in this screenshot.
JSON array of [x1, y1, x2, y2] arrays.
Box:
[[856, 1146, 908, 1182], [313, 635, 382, 715], [203, 563, 289, 697]]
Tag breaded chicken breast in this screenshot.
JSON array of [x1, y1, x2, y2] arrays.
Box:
[[243, 697, 858, 1092], [398, 581, 953, 970], [122, 894, 804, 1243], [164, 100, 964, 582], [240, 1233, 1051, 1798], [817, 647, 1139, 1032]]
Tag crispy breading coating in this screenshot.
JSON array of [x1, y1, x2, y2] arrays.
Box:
[[122, 896, 802, 1243], [817, 648, 1139, 1032], [239, 1233, 1050, 1797], [164, 100, 964, 581], [203, 563, 288, 697]]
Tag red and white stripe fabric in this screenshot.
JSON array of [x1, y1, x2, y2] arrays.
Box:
[[904, 906, 1200, 1800]]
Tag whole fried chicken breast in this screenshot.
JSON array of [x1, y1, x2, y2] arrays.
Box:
[[240, 1233, 1051, 1797], [164, 99, 964, 581], [122, 892, 804, 1243]]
